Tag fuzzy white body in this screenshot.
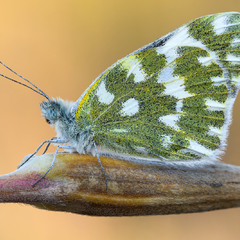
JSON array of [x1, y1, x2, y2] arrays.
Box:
[[41, 99, 95, 155]]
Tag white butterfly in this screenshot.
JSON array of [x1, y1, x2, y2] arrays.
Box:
[[2, 12, 240, 186]]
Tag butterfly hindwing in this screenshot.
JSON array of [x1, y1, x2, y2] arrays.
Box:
[[75, 12, 240, 162]]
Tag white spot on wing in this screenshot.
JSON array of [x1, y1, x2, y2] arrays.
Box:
[[211, 76, 225, 86], [198, 56, 213, 66], [131, 64, 146, 82], [188, 140, 214, 156], [110, 129, 128, 133], [176, 100, 183, 112], [157, 24, 216, 66], [123, 57, 146, 83], [164, 79, 193, 99], [213, 15, 227, 34], [214, 17, 240, 35], [159, 114, 180, 130], [226, 54, 240, 64], [208, 126, 222, 136], [159, 26, 205, 51], [120, 98, 139, 116], [179, 27, 206, 48], [156, 26, 206, 65], [206, 99, 226, 111], [158, 65, 178, 83], [231, 37, 240, 46], [156, 47, 178, 64], [96, 81, 114, 104], [161, 135, 172, 147]]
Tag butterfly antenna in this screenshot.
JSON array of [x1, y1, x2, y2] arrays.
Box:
[[0, 73, 48, 99], [0, 61, 50, 101]]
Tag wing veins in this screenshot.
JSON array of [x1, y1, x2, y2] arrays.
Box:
[[93, 105, 224, 130], [98, 131, 197, 159], [96, 119, 219, 148]]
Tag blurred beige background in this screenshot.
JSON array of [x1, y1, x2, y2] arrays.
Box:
[[0, 0, 240, 240]]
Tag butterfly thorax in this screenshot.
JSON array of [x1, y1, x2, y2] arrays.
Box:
[[40, 99, 94, 154]]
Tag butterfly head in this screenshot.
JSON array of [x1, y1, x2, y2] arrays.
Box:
[[40, 100, 62, 125], [40, 99, 78, 139], [40, 98, 91, 152]]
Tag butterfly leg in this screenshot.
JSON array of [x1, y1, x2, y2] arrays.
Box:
[[93, 141, 108, 192], [41, 137, 58, 155], [32, 144, 73, 187], [18, 138, 68, 168], [32, 145, 60, 187]]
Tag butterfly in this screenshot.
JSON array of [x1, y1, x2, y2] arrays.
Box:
[[3, 12, 240, 186]]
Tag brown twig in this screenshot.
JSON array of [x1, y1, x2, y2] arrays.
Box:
[[0, 153, 240, 216]]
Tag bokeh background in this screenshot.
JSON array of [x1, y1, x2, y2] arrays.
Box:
[[0, 0, 240, 240]]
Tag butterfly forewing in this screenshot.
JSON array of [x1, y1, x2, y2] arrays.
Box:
[[76, 12, 240, 162]]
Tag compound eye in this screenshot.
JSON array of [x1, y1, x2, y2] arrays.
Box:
[[45, 118, 51, 124]]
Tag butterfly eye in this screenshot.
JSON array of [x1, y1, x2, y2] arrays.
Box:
[[45, 119, 51, 124]]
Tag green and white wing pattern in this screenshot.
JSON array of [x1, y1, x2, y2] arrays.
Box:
[[76, 12, 240, 162]]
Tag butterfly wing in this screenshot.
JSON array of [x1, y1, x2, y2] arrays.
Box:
[[75, 12, 240, 162]]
